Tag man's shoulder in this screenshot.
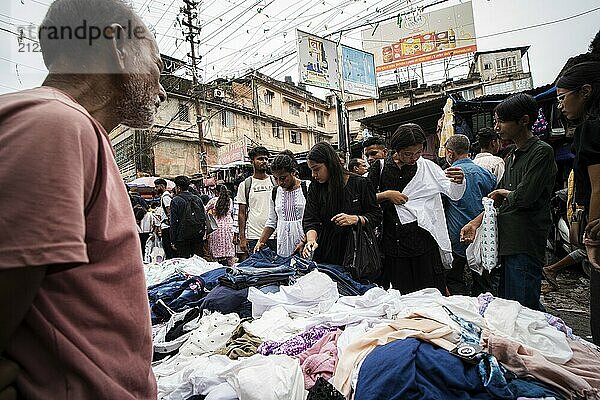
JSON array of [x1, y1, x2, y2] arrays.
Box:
[[1, 87, 97, 130]]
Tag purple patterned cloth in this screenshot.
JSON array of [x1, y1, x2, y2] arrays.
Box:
[[477, 292, 495, 316], [477, 293, 574, 338], [257, 325, 336, 356], [544, 313, 574, 339]]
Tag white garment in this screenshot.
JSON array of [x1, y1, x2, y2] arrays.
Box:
[[247, 270, 339, 318], [218, 354, 308, 400], [137, 211, 154, 233], [178, 312, 240, 357], [155, 354, 236, 400], [484, 298, 573, 364], [158, 191, 172, 229], [265, 182, 310, 257], [305, 287, 404, 328], [474, 152, 505, 184], [242, 306, 307, 342], [466, 197, 498, 275], [235, 176, 276, 240], [394, 157, 466, 268], [144, 255, 224, 287]]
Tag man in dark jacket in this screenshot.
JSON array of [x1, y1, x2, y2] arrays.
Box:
[[170, 175, 207, 258]]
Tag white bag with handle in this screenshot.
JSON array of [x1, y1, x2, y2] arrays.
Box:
[[466, 197, 498, 275]]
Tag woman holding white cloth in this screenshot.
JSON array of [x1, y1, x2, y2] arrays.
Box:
[[368, 123, 465, 293]]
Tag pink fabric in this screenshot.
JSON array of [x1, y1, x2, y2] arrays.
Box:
[[487, 334, 600, 400], [296, 329, 342, 389], [207, 199, 235, 258], [0, 87, 156, 399]]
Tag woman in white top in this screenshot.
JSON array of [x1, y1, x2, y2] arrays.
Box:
[[254, 151, 309, 257]]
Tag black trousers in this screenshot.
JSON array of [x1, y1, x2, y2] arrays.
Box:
[[139, 232, 151, 259], [383, 250, 446, 295], [161, 228, 176, 260], [591, 267, 600, 345], [175, 240, 204, 259]]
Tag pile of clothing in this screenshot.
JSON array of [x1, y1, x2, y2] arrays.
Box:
[[147, 250, 600, 400]]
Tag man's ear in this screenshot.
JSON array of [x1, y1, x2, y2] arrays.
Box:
[[105, 23, 127, 71], [519, 114, 530, 128]]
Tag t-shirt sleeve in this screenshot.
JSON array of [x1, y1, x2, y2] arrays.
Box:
[[235, 180, 247, 205], [162, 194, 172, 208], [0, 100, 97, 268]]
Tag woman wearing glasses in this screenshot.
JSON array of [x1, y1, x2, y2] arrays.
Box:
[[556, 38, 600, 344], [368, 123, 466, 293]]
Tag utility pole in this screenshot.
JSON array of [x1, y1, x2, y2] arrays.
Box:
[[181, 0, 206, 176]]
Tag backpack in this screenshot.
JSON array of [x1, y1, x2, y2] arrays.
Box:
[[177, 194, 206, 240], [243, 175, 276, 210], [271, 181, 308, 203]]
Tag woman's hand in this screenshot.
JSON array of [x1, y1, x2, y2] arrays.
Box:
[[303, 240, 318, 259], [385, 190, 408, 205], [253, 241, 265, 254], [331, 213, 359, 226]]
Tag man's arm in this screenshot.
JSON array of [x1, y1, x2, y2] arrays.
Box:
[[238, 204, 248, 254], [587, 164, 600, 223], [0, 266, 46, 352]]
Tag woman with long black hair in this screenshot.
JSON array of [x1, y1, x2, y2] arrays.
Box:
[[206, 185, 235, 265], [369, 123, 465, 294], [302, 142, 382, 266], [556, 33, 600, 343]]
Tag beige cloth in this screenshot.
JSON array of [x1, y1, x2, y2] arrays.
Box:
[[332, 316, 458, 397], [486, 334, 600, 399]]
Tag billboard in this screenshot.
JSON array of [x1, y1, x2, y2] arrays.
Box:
[[218, 138, 247, 165], [297, 30, 341, 91], [362, 2, 477, 73], [341, 45, 377, 98]]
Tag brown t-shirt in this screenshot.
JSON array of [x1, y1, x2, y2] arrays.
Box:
[[0, 87, 156, 399]]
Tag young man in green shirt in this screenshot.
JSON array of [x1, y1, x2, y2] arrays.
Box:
[[461, 94, 557, 311]]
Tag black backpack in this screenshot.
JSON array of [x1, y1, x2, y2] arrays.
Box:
[[177, 194, 206, 240]]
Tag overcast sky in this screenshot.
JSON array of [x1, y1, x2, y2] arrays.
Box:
[[0, 0, 598, 96]]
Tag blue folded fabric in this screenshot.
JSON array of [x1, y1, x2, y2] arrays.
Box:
[[356, 339, 494, 400]]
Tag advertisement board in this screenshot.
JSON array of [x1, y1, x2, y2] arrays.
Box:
[[218, 138, 247, 165], [361, 2, 477, 73], [297, 30, 341, 91], [341, 45, 378, 98]]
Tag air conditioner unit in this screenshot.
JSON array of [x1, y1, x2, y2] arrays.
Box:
[[214, 89, 225, 98]]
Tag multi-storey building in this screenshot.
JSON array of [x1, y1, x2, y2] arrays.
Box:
[[110, 59, 337, 180]]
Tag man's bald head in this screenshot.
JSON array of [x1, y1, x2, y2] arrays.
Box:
[[39, 0, 149, 74]]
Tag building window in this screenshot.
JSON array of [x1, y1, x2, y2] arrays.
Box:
[[387, 102, 399, 112], [221, 110, 234, 128], [483, 62, 493, 70], [460, 89, 475, 101], [178, 102, 190, 122], [264, 90, 274, 105], [272, 122, 282, 138], [496, 56, 517, 75], [315, 110, 325, 127], [289, 101, 301, 116], [290, 130, 301, 144], [348, 108, 366, 121]]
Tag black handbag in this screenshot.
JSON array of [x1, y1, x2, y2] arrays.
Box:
[[343, 221, 383, 282]]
